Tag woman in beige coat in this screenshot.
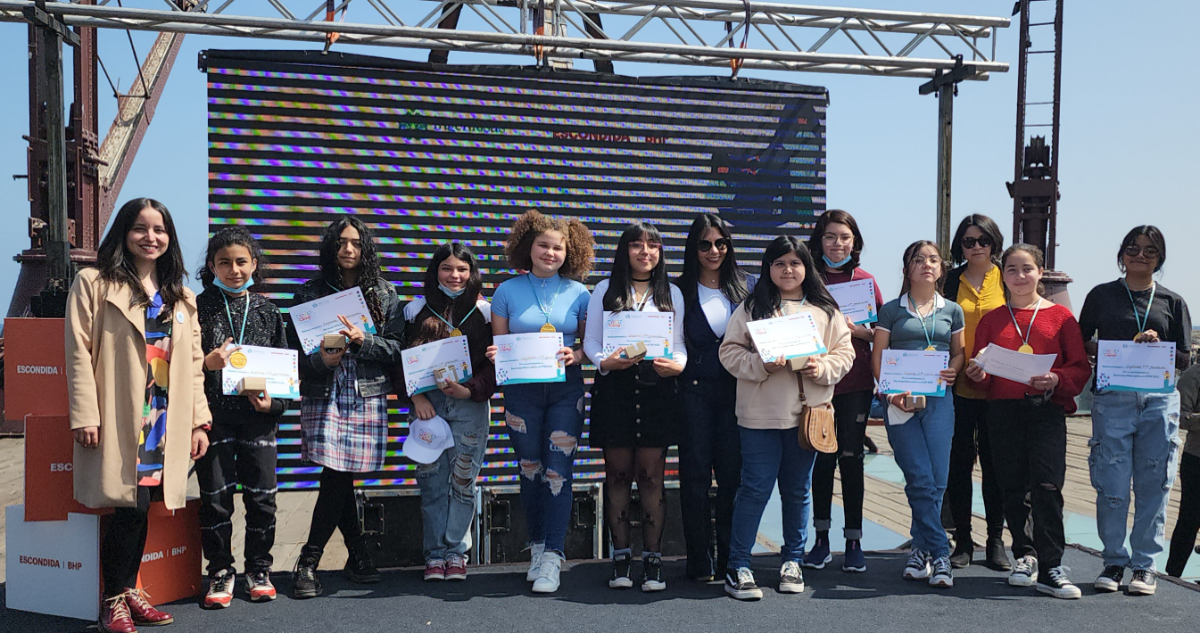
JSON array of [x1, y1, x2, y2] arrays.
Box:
[[66, 198, 210, 633]]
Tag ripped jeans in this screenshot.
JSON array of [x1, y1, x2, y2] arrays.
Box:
[[1089, 389, 1182, 571], [414, 390, 490, 562], [502, 365, 586, 555]]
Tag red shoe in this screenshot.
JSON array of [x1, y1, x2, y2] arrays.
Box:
[[424, 559, 446, 581], [445, 553, 467, 581], [99, 594, 137, 633], [247, 570, 278, 602], [124, 589, 174, 626]]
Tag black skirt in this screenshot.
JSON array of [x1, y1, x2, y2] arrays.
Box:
[[588, 363, 682, 449]]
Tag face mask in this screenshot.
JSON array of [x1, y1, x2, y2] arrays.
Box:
[[823, 254, 852, 269], [439, 282, 465, 298], [213, 277, 254, 294]]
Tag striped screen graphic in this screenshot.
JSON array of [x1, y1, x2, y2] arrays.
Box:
[[204, 51, 828, 490]]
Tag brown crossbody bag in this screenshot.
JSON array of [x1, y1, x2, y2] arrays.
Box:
[[796, 370, 837, 454]]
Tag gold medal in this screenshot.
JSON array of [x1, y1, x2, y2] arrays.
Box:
[[450, 328, 462, 337], [540, 322, 557, 333], [925, 345, 936, 351], [1018, 344, 1034, 354], [229, 351, 248, 369], [1134, 332, 1143, 341]]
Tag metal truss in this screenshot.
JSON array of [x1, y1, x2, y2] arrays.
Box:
[[0, 0, 1008, 79]]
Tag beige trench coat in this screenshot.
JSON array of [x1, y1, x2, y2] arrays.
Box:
[[65, 267, 211, 510]]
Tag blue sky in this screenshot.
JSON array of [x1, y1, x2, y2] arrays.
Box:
[[1, 1, 1196, 325]]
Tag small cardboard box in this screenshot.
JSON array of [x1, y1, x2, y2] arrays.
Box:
[[904, 395, 926, 410], [788, 356, 810, 372], [323, 333, 346, 350], [623, 341, 648, 362], [432, 365, 459, 388], [236, 376, 267, 395]]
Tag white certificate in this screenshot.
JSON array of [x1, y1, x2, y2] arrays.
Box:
[[827, 278, 878, 325], [400, 336, 473, 396], [290, 287, 378, 355], [878, 349, 949, 397], [494, 332, 565, 386], [1096, 341, 1177, 394], [602, 311, 673, 359], [747, 312, 829, 363], [221, 345, 300, 399], [974, 344, 1057, 385]]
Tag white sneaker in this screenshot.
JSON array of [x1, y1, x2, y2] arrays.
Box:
[[779, 561, 805, 594], [928, 556, 954, 588], [903, 549, 930, 580], [1008, 556, 1038, 588], [1036, 566, 1081, 599], [526, 542, 546, 582], [532, 551, 564, 593]]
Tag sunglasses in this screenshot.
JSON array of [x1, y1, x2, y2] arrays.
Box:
[[698, 238, 731, 253], [1123, 244, 1161, 258], [961, 236, 994, 249]]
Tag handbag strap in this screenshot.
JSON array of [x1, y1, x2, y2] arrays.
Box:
[[795, 370, 808, 403]]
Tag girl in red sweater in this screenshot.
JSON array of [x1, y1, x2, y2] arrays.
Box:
[[964, 244, 1090, 600]]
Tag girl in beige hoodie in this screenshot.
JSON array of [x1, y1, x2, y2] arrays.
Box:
[[718, 236, 854, 600]]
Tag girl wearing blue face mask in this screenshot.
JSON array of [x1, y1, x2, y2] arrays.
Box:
[[195, 226, 290, 608]]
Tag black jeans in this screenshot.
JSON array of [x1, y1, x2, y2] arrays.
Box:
[[101, 485, 160, 598], [987, 399, 1066, 568], [306, 468, 363, 550], [197, 418, 279, 575], [678, 382, 740, 576], [812, 390, 873, 539], [948, 395, 1005, 540], [1167, 451, 1200, 577]]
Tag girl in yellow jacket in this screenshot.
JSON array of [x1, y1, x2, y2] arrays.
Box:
[[718, 236, 854, 600]]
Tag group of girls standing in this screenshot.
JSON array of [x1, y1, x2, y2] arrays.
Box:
[[64, 197, 1195, 633]]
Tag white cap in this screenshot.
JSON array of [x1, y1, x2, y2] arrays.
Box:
[[403, 415, 455, 464]]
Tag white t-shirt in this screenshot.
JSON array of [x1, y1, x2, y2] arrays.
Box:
[[697, 283, 733, 338]]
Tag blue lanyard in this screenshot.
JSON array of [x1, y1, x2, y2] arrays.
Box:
[[430, 300, 478, 334], [1124, 279, 1156, 335], [222, 292, 250, 346], [909, 295, 936, 349]]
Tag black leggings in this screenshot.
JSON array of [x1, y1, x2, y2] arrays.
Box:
[[1167, 451, 1200, 577], [101, 486, 159, 598], [305, 468, 363, 550], [605, 447, 667, 553], [811, 390, 873, 539]]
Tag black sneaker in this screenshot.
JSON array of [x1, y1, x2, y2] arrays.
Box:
[[1094, 565, 1124, 593], [345, 541, 381, 584], [641, 555, 666, 592], [724, 567, 763, 601], [608, 552, 633, 589], [1036, 566, 1081, 599], [1128, 569, 1157, 596], [292, 546, 324, 599]]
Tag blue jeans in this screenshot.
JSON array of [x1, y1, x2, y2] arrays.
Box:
[[414, 391, 490, 561], [885, 393, 954, 558], [1089, 389, 1182, 571], [502, 365, 586, 554], [728, 426, 818, 570]]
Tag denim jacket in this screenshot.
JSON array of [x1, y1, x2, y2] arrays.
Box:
[[289, 278, 405, 399]]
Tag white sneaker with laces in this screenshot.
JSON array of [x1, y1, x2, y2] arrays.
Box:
[[779, 561, 805, 594], [526, 542, 546, 582], [903, 549, 930, 580], [1008, 555, 1038, 588], [928, 556, 954, 588], [532, 551, 564, 593], [1036, 566, 1081, 599]]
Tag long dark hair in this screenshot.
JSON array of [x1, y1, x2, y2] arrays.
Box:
[[676, 213, 750, 305], [899, 240, 948, 298], [603, 222, 673, 312], [949, 213, 1004, 266], [198, 226, 267, 289], [745, 236, 837, 321], [318, 216, 385, 324], [809, 209, 864, 275], [96, 197, 187, 310], [1118, 225, 1167, 273], [408, 242, 488, 349], [1000, 243, 1046, 299]]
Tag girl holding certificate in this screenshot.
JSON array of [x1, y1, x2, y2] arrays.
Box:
[[804, 209, 884, 574], [943, 214, 1008, 571], [872, 240, 965, 589], [402, 242, 496, 582], [963, 244, 1090, 599], [1078, 225, 1192, 596], [675, 213, 756, 581], [584, 222, 688, 593], [489, 210, 594, 594], [718, 236, 854, 600], [66, 198, 210, 632], [195, 227, 290, 608], [290, 217, 405, 599]]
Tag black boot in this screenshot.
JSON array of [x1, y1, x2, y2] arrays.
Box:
[[985, 536, 1011, 571], [292, 545, 324, 599], [949, 532, 974, 569], [345, 539, 381, 584]]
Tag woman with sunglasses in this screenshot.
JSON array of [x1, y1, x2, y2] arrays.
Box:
[[802, 210, 884, 574], [674, 213, 755, 581], [941, 214, 1009, 571], [584, 222, 687, 592], [1079, 225, 1192, 596]]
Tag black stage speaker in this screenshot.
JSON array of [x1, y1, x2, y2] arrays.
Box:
[[481, 483, 603, 564]]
